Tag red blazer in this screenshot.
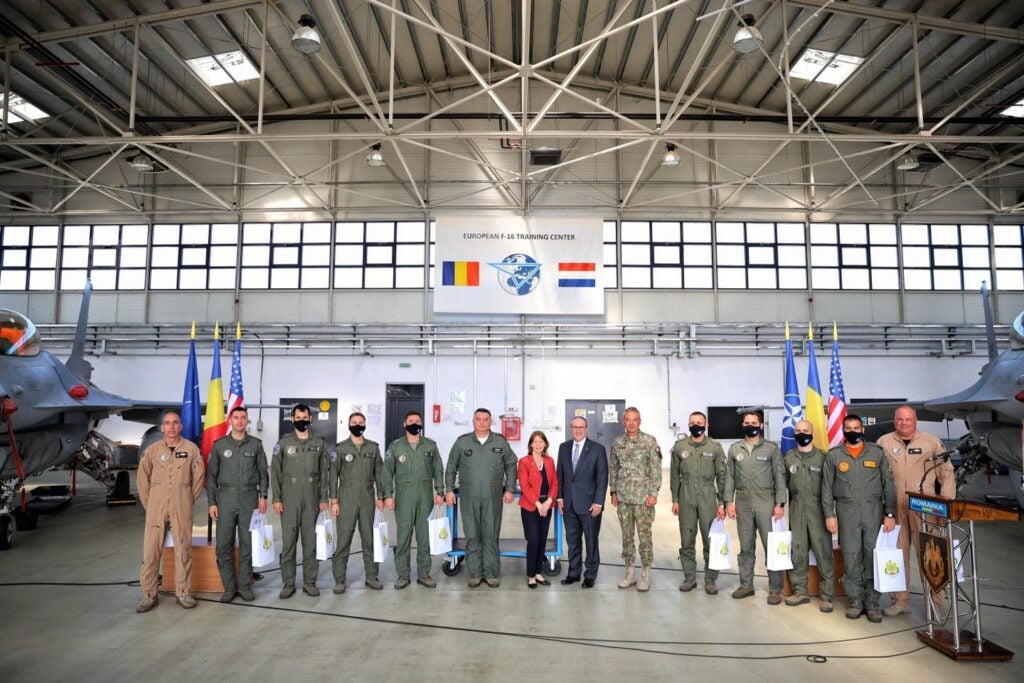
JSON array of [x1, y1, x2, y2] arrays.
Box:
[[518, 455, 558, 511]]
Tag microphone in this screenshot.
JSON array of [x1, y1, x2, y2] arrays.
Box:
[[927, 450, 955, 462], [919, 450, 955, 492]]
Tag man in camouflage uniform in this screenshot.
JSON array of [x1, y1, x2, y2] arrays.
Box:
[[725, 410, 787, 604], [271, 403, 330, 598], [207, 406, 268, 603], [610, 407, 662, 592], [330, 411, 384, 592], [445, 408, 518, 587], [670, 411, 726, 595], [382, 410, 445, 589], [823, 414, 897, 623], [783, 420, 834, 612]]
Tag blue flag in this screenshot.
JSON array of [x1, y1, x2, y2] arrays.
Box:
[[781, 323, 803, 454], [180, 338, 201, 444]]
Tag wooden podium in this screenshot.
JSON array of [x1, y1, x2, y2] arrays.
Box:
[[161, 538, 238, 593], [908, 492, 1020, 662], [782, 547, 846, 597]]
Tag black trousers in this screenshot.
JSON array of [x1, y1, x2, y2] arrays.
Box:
[[521, 508, 552, 576], [564, 506, 602, 580]]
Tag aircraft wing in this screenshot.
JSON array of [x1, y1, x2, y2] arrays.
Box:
[[848, 401, 948, 423], [118, 401, 286, 425]]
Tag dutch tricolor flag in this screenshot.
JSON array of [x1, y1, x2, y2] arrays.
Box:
[[557, 262, 596, 287]]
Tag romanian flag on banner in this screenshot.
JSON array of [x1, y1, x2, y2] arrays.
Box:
[[557, 262, 596, 287], [805, 323, 830, 452], [200, 322, 228, 462], [442, 261, 480, 286]]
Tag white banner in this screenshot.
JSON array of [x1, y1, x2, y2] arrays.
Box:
[[433, 215, 605, 315]]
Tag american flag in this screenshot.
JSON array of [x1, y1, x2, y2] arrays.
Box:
[[826, 324, 847, 448], [227, 333, 244, 414]]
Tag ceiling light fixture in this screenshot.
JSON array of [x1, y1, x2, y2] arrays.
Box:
[[366, 143, 386, 167], [895, 153, 919, 171], [291, 14, 322, 55], [733, 14, 762, 55], [661, 143, 681, 168], [128, 153, 154, 172]]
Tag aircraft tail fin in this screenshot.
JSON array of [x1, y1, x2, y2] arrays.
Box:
[[982, 281, 998, 362], [65, 280, 93, 380]]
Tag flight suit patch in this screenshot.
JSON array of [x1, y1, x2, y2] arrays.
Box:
[[491, 447, 503, 454], [790, 465, 798, 474], [160, 453, 170, 462], [272, 444, 280, 455], [287, 447, 296, 455], [838, 461, 850, 473], [399, 454, 408, 463], [345, 453, 354, 462], [909, 448, 922, 455], [735, 453, 745, 462], [702, 452, 714, 458], [329, 451, 338, 462], [174, 451, 188, 459], [680, 451, 690, 459], [809, 465, 822, 472], [224, 449, 233, 458], [864, 460, 878, 468], [463, 449, 473, 457], [892, 447, 902, 455]]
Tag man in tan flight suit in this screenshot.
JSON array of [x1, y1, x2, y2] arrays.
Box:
[[136, 410, 205, 612], [876, 404, 955, 616]]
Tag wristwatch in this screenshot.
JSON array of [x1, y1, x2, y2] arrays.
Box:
[[885, 513, 895, 519]]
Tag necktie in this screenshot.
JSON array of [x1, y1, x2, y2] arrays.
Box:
[[572, 442, 581, 471]]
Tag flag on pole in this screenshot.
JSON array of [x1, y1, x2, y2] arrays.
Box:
[[781, 322, 803, 454], [227, 321, 244, 415], [180, 321, 201, 445], [826, 322, 848, 448], [200, 322, 227, 462], [805, 323, 830, 451]]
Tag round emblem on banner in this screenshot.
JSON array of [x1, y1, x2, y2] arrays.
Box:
[[735, 453, 745, 462], [345, 453, 354, 462], [492, 253, 541, 296], [224, 449, 233, 458], [790, 464, 798, 474], [838, 461, 850, 473], [160, 453, 170, 462], [398, 454, 408, 463]]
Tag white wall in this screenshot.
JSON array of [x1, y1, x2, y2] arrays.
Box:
[[92, 348, 979, 460]]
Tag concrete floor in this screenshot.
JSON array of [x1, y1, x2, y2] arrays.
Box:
[[1, 472, 1022, 682]]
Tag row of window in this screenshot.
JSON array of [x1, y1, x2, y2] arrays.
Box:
[[1, 220, 1023, 291]]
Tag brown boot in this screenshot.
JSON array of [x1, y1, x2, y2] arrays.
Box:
[[637, 566, 651, 592], [617, 565, 636, 589]]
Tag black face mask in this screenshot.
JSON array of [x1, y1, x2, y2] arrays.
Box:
[[405, 423, 422, 435], [293, 419, 310, 432], [843, 431, 864, 445], [795, 433, 814, 447], [743, 425, 761, 438], [688, 425, 706, 438], [349, 424, 366, 437]]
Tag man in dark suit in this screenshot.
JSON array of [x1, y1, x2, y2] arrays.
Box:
[[556, 416, 608, 588]]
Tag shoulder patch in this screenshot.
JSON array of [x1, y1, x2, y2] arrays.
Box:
[[272, 444, 280, 455]]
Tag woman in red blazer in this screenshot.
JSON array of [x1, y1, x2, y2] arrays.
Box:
[[518, 430, 558, 588]]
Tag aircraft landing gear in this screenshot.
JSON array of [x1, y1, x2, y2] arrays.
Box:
[[0, 513, 12, 551]]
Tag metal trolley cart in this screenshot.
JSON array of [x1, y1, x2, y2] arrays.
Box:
[[441, 488, 563, 577]]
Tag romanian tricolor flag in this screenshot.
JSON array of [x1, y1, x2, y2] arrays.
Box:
[[805, 323, 830, 452], [200, 322, 228, 463], [442, 261, 480, 286], [557, 262, 596, 287]]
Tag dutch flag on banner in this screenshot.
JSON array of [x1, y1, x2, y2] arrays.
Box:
[[558, 262, 596, 287]]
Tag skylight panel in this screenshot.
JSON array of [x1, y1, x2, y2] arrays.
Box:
[[789, 48, 864, 86], [1000, 98, 1024, 118], [186, 50, 259, 87], [2, 93, 49, 124]]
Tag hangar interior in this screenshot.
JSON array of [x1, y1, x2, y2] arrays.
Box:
[[1, 0, 1024, 680]]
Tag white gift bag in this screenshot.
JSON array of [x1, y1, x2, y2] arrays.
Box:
[[428, 505, 453, 555], [315, 510, 336, 561], [164, 526, 174, 548], [251, 512, 276, 567], [372, 509, 391, 563], [808, 549, 817, 566], [873, 524, 906, 592], [766, 517, 794, 571], [707, 518, 732, 571], [953, 539, 966, 584]]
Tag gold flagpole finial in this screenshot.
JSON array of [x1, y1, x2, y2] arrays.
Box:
[[236, 321, 242, 340], [190, 321, 196, 340], [214, 321, 220, 340], [785, 321, 790, 340], [833, 321, 838, 341], [808, 321, 814, 341]]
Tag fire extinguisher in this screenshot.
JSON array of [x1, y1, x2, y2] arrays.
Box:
[[432, 404, 441, 423], [501, 414, 521, 441]]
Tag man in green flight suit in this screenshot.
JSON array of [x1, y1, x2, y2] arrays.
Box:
[[823, 414, 897, 623], [382, 410, 445, 589], [208, 406, 268, 603], [670, 411, 726, 595], [725, 410, 787, 604], [610, 407, 662, 593], [445, 408, 517, 588], [783, 419, 835, 612], [330, 411, 385, 593], [271, 403, 330, 598]]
